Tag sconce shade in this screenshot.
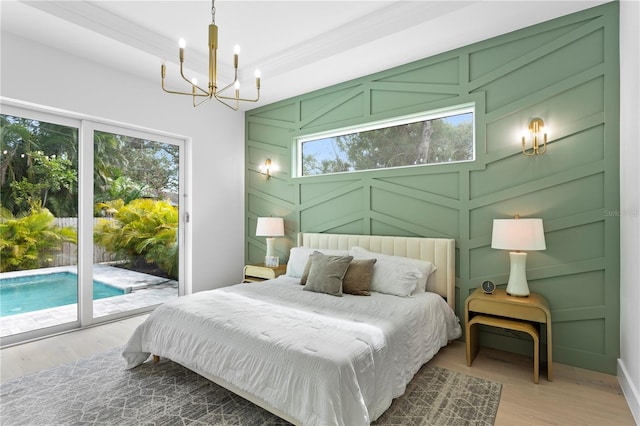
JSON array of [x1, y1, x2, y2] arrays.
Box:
[[491, 218, 546, 251], [522, 117, 548, 155], [255, 217, 284, 237], [259, 158, 275, 178]]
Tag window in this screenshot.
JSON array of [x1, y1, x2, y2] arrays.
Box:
[[297, 104, 475, 177]]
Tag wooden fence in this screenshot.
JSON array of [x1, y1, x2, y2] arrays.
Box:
[[52, 217, 120, 267]]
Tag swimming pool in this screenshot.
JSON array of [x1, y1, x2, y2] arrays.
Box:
[[0, 272, 124, 317]]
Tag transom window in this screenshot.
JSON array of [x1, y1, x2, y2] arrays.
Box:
[[296, 104, 475, 177]]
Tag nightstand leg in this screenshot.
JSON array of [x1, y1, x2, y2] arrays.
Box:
[[533, 331, 540, 384], [546, 322, 553, 381], [466, 321, 479, 366]]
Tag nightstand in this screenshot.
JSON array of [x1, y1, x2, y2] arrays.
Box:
[[243, 264, 287, 283], [465, 288, 552, 383]]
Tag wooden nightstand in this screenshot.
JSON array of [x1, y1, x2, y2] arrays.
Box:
[[243, 264, 287, 283], [465, 288, 552, 383]]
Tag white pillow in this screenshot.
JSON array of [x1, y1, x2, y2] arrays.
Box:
[[409, 258, 437, 294], [350, 246, 436, 297], [286, 246, 350, 278]]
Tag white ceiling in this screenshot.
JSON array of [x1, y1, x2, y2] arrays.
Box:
[[1, 0, 610, 109]]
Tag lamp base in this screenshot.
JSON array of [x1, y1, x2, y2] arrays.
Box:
[[264, 238, 278, 267], [265, 237, 275, 258], [506, 251, 530, 297]]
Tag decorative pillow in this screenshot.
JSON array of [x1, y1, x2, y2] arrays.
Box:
[[303, 252, 353, 297], [350, 246, 432, 297], [300, 257, 313, 285], [342, 258, 377, 296], [351, 246, 436, 293], [286, 247, 349, 279]]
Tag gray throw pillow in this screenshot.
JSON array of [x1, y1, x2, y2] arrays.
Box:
[[342, 258, 377, 296], [303, 252, 353, 297]]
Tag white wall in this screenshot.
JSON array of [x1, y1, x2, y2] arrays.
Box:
[[0, 32, 246, 294], [618, 0, 640, 423]]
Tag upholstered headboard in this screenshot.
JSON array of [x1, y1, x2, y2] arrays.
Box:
[[298, 233, 456, 310]]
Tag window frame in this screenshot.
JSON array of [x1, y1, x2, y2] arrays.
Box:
[[294, 103, 476, 178]]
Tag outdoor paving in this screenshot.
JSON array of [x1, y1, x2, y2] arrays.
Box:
[[0, 264, 178, 338]]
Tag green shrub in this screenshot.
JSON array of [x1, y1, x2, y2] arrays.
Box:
[[0, 207, 77, 272], [93, 198, 178, 279]]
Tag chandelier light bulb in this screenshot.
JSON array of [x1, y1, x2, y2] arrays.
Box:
[[191, 78, 198, 86], [234, 81, 240, 90], [179, 38, 186, 48], [234, 45, 240, 55], [255, 70, 261, 78]]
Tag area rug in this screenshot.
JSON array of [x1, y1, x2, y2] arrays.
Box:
[[1, 348, 501, 425]]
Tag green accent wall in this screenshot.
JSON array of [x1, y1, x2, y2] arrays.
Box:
[[245, 3, 620, 374]]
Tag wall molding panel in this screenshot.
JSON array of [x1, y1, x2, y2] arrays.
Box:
[[245, 3, 620, 374]]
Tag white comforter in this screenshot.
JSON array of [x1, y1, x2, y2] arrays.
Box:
[[122, 276, 461, 426]]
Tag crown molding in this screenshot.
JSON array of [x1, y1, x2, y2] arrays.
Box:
[[21, 0, 209, 72], [242, 1, 476, 80]]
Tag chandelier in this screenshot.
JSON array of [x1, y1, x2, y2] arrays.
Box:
[[160, 0, 260, 110]]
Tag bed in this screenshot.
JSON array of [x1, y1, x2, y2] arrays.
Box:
[[122, 233, 462, 425]]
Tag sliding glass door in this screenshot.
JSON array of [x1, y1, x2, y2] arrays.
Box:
[[0, 104, 186, 344], [91, 126, 182, 319], [1, 111, 80, 338]]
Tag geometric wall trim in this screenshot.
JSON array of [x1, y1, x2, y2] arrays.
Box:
[[245, 3, 620, 374]]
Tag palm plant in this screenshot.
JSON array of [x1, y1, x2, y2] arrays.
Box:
[[93, 198, 178, 279], [0, 206, 77, 272]]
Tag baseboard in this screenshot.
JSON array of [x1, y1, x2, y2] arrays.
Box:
[[618, 358, 640, 425]]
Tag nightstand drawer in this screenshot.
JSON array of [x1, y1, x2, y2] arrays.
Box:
[[244, 265, 277, 279], [243, 264, 287, 282], [467, 298, 547, 323]]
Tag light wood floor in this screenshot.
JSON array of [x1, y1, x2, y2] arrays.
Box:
[[0, 315, 635, 426]]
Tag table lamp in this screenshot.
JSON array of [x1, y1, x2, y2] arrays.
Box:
[[491, 216, 546, 297], [255, 217, 284, 266]]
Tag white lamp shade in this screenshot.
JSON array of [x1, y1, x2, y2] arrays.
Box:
[[255, 217, 284, 237], [491, 218, 546, 251]]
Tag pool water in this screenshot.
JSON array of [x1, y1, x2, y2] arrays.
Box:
[[0, 272, 124, 317]]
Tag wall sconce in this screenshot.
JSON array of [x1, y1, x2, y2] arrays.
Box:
[[259, 159, 274, 179], [522, 118, 548, 156]]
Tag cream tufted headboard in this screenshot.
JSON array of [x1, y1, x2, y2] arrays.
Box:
[[298, 233, 456, 310]]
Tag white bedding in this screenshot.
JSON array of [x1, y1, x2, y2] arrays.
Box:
[[122, 276, 462, 426]]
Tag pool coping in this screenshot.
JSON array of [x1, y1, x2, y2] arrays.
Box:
[[0, 264, 177, 293]]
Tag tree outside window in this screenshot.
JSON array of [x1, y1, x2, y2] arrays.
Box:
[[299, 106, 474, 177]]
